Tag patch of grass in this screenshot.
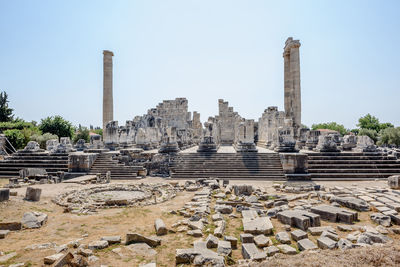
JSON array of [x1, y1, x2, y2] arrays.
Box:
[[31, 206, 53, 213], [290, 244, 300, 253], [135, 255, 146, 262], [225, 255, 236, 265], [270, 237, 279, 245], [56, 228, 65, 231], [123, 257, 133, 263]]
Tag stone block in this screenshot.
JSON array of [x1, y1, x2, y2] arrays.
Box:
[[291, 229, 307, 241], [0, 222, 22, 231], [217, 240, 232, 256], [0, 189, 10, 202], [125, 233, 161, 247], [242, 243, 266, 260], [21, 211, 47, 229], [215, 205, 233, 214], [297, 238, 317, 251], [100, 236, 121, 244], [277, 244, 297, 255], [224, 236, 237, 249], [265, 245, 280, 256], [254, 234, 271, 248], [310, 205, 357, 224], [88, 240, 109, 250], [243, 217, 273, 235], [0, 230, 10, 239], [154, 219, 168, 236], [206, 234, 218, 248], [214, 220, 226, 237], [240, 233, 254, 243], [25, 187, 41, 201], [275, 232, 291, 244], [44, 253, 64, 264], [277, 210, 320, 230], [317, 236, 337, 249], [388, 175, 400, 189]]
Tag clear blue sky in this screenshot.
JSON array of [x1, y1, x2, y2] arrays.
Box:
[[1, 0, 399, 129]]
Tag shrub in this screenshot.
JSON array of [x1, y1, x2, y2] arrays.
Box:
[[30, 133, 59, 149], [378, 127, 400, 147], [4, 129, 25, 149], [358, 128, 379, 143]]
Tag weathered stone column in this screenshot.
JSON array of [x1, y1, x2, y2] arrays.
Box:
[[283, 38, 301, 136], [103, 50, 114, 137]]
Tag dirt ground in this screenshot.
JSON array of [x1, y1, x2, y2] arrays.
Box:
[[0, 178, 398, 267]]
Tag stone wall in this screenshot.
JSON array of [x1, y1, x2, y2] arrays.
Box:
[[68, 152, 98, 172]]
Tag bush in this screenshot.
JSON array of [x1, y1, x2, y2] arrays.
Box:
[[30, 133, 59, 149], [358, 128, 379, 143], [92, 128, 103, 137], [311, 122, 348, 136], [73, 127, 90, 143], [378, 127, 400, 147], [4, 129, 25, 149], [0, 121, 36, 131], [39, 116, 74, 139]]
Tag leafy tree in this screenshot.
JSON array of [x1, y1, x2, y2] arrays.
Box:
[[73, 126, 90, 143], [92, 128, 103, 137], [311, 122, 348, 136], [358, 128, 379, 143], [350, 128, 359, 135], [39, 116, 74, 139], [357, 114, 394, 132], [378, 127, 400, 147], [0, 91, 14, 122], [4, 129, 25, 149], [30, 133, 59, 149]]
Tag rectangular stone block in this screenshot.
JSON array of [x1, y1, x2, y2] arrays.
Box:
[[25, 187, 41, 201], [0, 189, 9, 202]]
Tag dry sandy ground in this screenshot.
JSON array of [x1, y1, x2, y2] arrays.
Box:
[[0, 177, 398, 267]]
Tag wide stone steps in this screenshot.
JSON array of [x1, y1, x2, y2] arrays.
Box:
[[170, 152, 285, 180], [307, 152, 400, 180], [88, 153, 142, 180], [0, 151, 69, 178]]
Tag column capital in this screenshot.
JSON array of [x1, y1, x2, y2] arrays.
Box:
[[103, 50, 114, 56]]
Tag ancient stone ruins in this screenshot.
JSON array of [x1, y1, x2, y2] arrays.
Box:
[[1, 37, 400, 266]]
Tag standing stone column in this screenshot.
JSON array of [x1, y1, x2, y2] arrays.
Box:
[[103, 50, 114, 138], [283, 37, 301, 136]]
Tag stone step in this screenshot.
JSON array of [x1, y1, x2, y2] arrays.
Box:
[[310, 173, 396, 179], [308, 169, 400, 173], [308, 164, 400, 169], [309, 160, 400, 164]]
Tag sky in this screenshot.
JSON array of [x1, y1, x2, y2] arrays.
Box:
[[0, 0, 399, 129]]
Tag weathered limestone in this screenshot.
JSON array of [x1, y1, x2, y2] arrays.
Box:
[[101, 236, 121, 244], [254, 234, 271, 248], [88, 240, 109, 250], [277, 210, 321, 230], [217, 240, 232, 256], [277, 244, 297, 255], [342, 135, 357, 151], [68, 152, 97, 172], [388, 175, 400, 189], [21, 211, 48, 229], [297, 238, 317, 251], [125, 233, 161, 247], [275, 231, 291, 244], [0, 230, 9, 239], [242, 210, 273, 235], [154, 218, 168, 236], [355, 135, 377, 152], [291, 229, 307, 241], [241, 243, 267, 260], [25, 187, 41, 201], [330, 196, 370, 212], [0, 189, 9, 202], [315, 134, 340, 152], [310, 205, 358, 224], [103, 50, 114, 137], [317, 236, 337, 249], [283, 37, 301, 137], [279, 153, 309, 180]]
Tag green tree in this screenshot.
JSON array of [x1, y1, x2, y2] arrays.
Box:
[[0, 91, 14, 122], [357, 114, 394, 132], [39, 116, 74, 139], [358, 128, 379, 143], [378, 127, 400, 147], [92, 128, 103, 137], [73, 126, 90, 143], [4, 129, 25, 149], [311, 122, 348, 136]]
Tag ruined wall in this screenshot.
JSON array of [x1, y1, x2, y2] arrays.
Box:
[[257, 106, 286, 148]]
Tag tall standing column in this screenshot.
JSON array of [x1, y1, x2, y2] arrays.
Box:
[[103, 50, 114, 137], [283, 37, 301, 134]]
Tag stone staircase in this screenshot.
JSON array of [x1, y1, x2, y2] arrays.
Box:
[[0, 151, 68, 178], [307, 152, 400, 180], [88, 153, 144, 180], [170, 152, 285, 180]]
